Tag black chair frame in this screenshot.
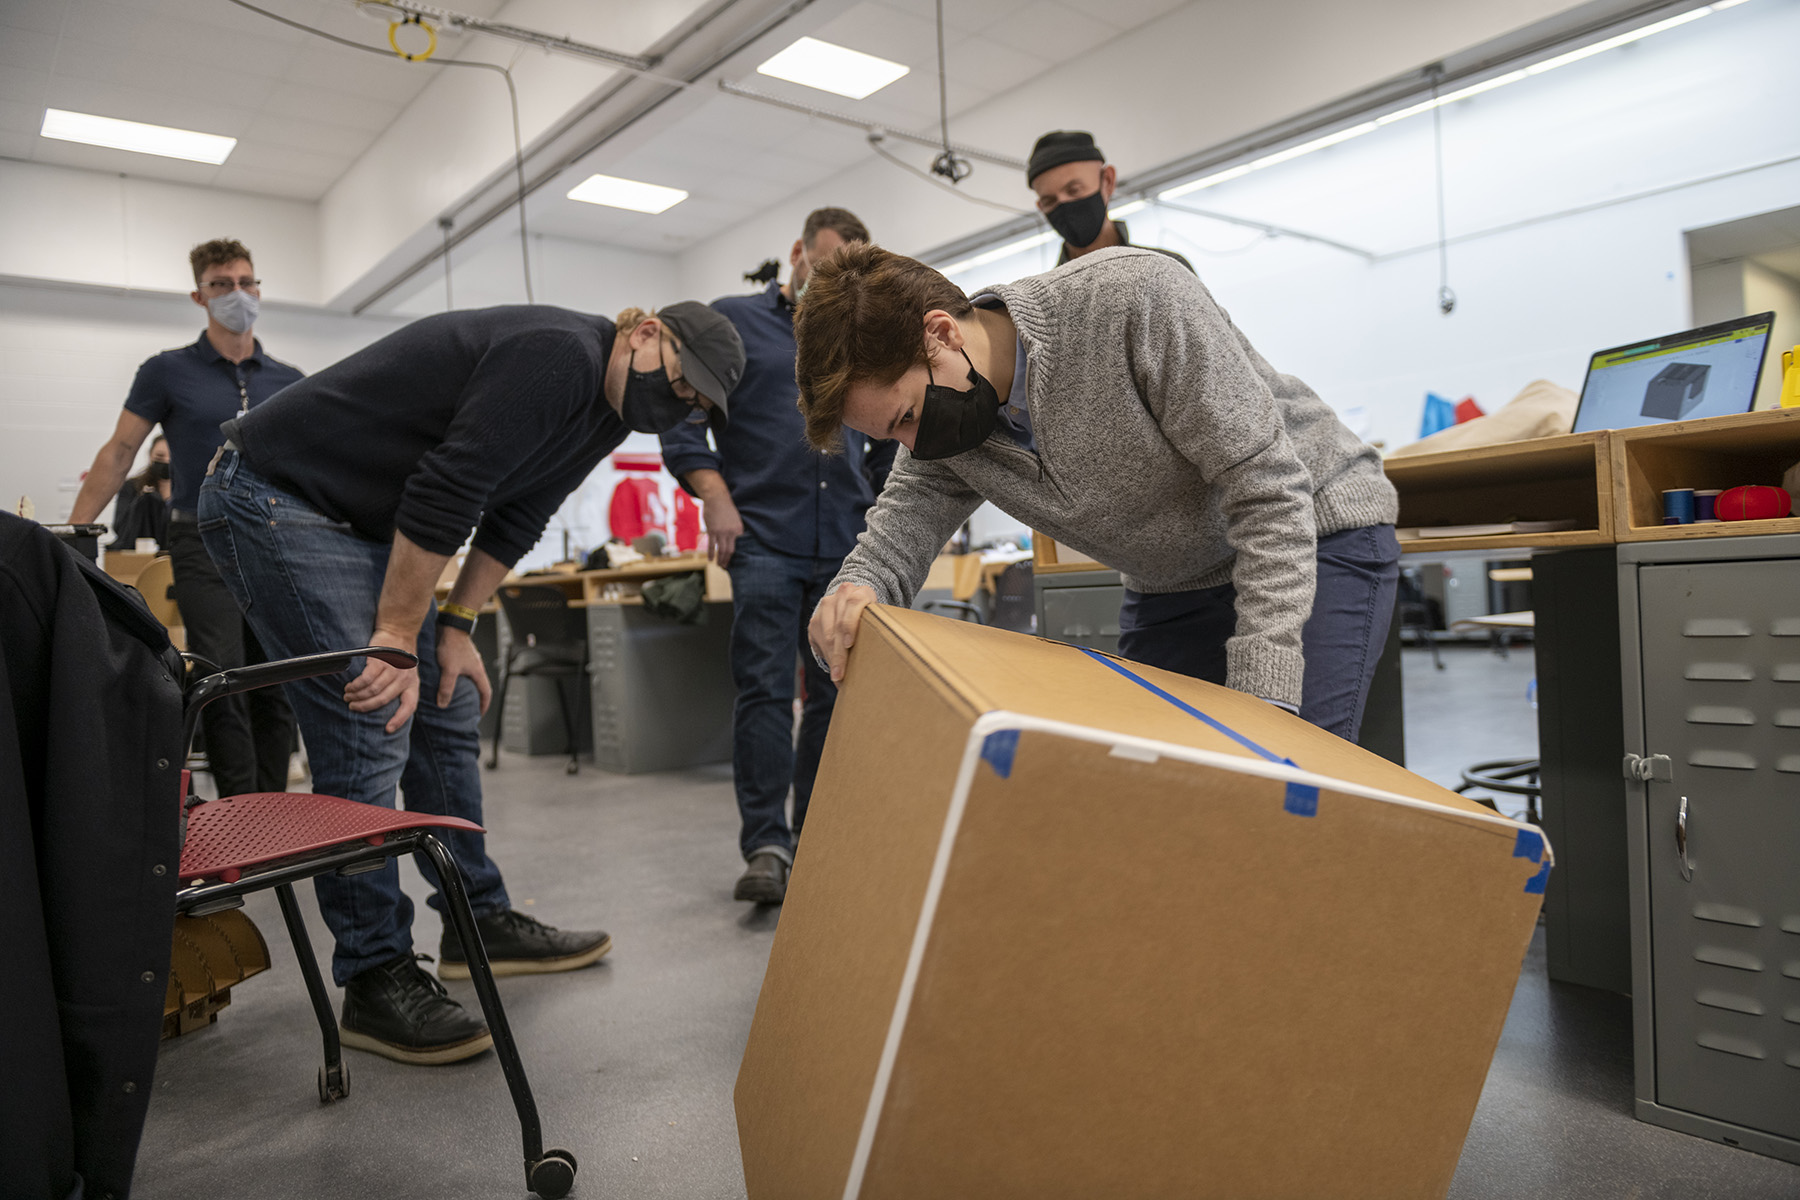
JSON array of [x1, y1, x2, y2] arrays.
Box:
[[488, 586, 587, 776], [1454, 756, 1542, 825], [178, 647, 576, 1199]]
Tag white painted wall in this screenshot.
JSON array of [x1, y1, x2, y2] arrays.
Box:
[[0, 280, 404, 525], [1744, 261, 1800, 410], [675, 0, 1610, 298], [0, 159, 323, 302]]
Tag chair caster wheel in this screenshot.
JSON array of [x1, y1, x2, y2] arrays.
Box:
[[565, 761, 578, 775], [527, 1148, 577, 1198], [317, 1060, 349, 1103], [486, 759, 498, 770]]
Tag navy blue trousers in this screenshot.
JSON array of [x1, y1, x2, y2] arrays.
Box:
[[1117, 524, 1400, 741], [727, 535, 840, 860]]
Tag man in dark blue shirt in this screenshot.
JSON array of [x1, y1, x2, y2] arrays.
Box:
[[661, 208, 894, 905], [202, 300, 745, 1066], [69, 239, 300, 799]]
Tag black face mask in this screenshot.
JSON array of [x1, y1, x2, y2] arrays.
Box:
[[912, 349, 1001, 461], [147, 460, 171, 482], [618, 338, 697, 433], [1045, 189, 1108, 249]]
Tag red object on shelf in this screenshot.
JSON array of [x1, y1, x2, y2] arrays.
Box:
[[1716, 485, 1792, 522], [1454, 397, 1484, 424], [612, 453, 665, 474], [672, 490, 701, 551], [608, 476, 666, 543]]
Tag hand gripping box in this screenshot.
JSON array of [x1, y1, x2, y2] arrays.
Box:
[[736, 607, 1550, 1200]]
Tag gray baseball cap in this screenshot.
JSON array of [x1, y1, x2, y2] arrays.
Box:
[[658, 301, 745, 417]]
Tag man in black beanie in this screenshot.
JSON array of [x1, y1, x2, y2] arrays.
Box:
[[1027, 130, 1193, 271]]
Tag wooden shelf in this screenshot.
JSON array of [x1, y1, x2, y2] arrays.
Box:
[[1385, 431, 1613, 554], [1032, 534, 1110, 576], [1612, 407, 1800, 542]]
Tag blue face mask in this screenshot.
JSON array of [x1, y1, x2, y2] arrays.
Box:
[[207, 288, 259, 333]]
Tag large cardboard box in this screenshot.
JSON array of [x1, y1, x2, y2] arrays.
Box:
[[736, 607, 1550, 1199]]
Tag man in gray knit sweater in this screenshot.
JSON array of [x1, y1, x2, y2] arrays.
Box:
[[798, 244, 1399, 739]]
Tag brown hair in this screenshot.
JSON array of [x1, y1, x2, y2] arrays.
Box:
[[794, 244, 971, 453], [189, 239, 253, 285], [802, 207, 869, 249]]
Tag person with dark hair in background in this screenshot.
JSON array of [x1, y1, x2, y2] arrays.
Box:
[[69, 239, 299, 797], [1027, 130, 1194, 272], [661, 207, 895, 905], [201, 300, 745, 1065], [108, 434, 172, 551]]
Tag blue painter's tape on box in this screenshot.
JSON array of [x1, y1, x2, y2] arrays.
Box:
[[1283, 782, 1319, 817], [1513, 828, 1544, 863], [1524, 859, 1552, 895], [981, 729, 1020, 779]]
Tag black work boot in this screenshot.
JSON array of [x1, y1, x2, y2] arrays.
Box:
[[733, 847, 790, 905], [339, 952, 492, 1065], [438, 909, 612, 979]]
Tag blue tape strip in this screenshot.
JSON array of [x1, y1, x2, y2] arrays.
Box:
[[1283, 782, 1319, 818], [1513, 828, 1544, 863], [980, 729, 1020, 779], [1077, 649, 1293, 766], [1524, 859, 1552, 895]]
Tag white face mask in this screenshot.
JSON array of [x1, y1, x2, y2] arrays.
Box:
[[207, 288, 259, 333], [794, 246, 814, 301]]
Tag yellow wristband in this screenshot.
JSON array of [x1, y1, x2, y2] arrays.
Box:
[[440, 602, 479, 623]]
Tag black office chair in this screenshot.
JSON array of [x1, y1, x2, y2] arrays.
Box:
[[489, 585, 588, 775], [989, 561, 1036, 634], [1397, 566, 1444, 670]]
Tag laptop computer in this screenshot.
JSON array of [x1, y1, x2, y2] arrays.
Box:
[[1571, 311, 1776, 433]]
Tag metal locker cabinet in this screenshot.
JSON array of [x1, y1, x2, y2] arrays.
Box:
[[1620, 536, 1800, 1164]]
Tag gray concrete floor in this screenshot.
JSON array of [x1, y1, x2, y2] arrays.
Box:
[[135, 642, 1800, 1198]]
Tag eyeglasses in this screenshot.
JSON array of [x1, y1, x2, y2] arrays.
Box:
[[200, 278, 261, 294]]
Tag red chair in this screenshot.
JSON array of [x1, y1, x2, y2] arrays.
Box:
[[175, 646, 576, 1199]]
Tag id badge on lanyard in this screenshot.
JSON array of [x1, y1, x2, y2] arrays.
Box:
[[235, 374, 250, 415]]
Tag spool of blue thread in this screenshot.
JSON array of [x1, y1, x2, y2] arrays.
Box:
[[1663, 488, 1696, 525], [1694, 489, 1721, 523]]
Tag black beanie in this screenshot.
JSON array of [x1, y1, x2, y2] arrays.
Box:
[[1027, 131, 1105, 185]]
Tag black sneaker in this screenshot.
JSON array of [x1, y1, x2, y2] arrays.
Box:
[[438, 909, 612, 979], [734, 848, 790, 905], [339, 953, 492, 1065]]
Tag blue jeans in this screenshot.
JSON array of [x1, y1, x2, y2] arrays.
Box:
[[1117, 524, 1400, 741], [727, 535, 840, 861], [198, 451, 509, 984]]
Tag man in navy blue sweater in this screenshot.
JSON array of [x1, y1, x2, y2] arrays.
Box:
[[662, 208, 893, 904], [200, 301, 744, 1065]]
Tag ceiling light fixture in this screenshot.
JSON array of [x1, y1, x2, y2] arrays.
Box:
[[1158, 1, 1741, 201], [40, 108, 236, 164], [1107, 200, 1148, 220], [756, 36, 909, 100], [566, 173, 688, 214]]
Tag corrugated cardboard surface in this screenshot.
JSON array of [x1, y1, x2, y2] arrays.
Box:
[[735, 612, 978, 1200], [738, 608, 1547, 1199]]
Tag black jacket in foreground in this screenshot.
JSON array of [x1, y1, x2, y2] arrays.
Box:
[[226, 306, 625, 567], [1, 513, 184, 1200]]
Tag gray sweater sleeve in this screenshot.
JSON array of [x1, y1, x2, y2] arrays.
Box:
[[825, 450, 984, 609], [1128, 263, 1317, 707]]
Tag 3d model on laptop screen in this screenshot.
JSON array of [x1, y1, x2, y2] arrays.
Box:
[[1641, 361, 1710, 420]]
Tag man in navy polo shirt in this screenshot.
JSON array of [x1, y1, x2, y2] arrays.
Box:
[[70, 238, 300, 798], [661, 207, 893, 905]]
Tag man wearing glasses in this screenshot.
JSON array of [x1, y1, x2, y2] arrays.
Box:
[[70, 238, 300, 798]]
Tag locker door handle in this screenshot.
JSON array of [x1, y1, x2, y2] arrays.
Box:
[[1676, 795, 1693, 881]]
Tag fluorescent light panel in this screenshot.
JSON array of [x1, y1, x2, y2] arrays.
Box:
[[756, 36, 909, 99], [567, 173, 688, 214], [1158, 1, 1739, 201], [942, 231, 1058, 277], [40, 108, 235, 164]]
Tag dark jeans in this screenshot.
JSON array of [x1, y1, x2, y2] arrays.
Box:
[[198, 451, 508, 984], [727, 535, 840, 861], [167, 519, 294, 795], [1117, 524, 1401, 741]]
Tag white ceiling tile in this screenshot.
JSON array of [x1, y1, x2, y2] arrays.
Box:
[[3, 0, 68, 36], [0, 25, 60, 70], [0, 68, 52, 110], [981, 0, 1117, 61], [219, 141, 351, 179], [1056, 0, 1187, 33], [937, 0, 1042, 37]]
